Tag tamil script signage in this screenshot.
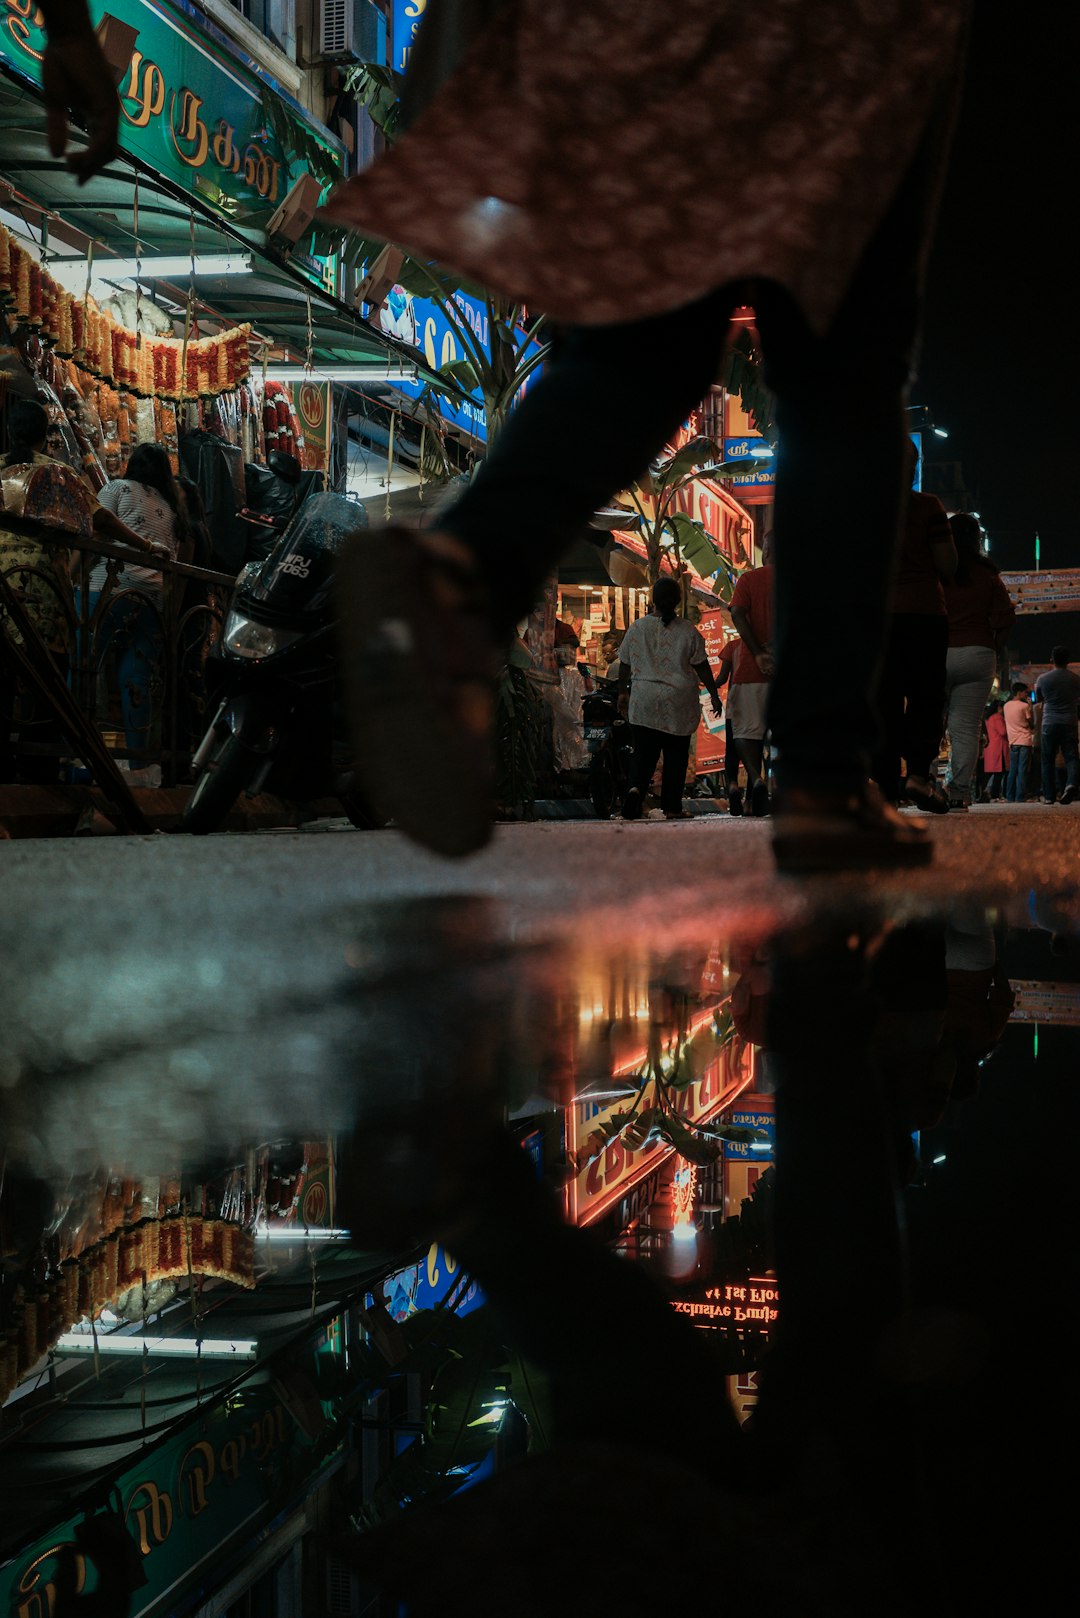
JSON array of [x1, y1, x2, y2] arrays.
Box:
[[0, 0, 342, 290]]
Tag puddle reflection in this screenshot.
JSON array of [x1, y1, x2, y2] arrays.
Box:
[[1, 892, 1077, 1616]]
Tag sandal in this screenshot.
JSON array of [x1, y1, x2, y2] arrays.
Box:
[[771, 781, 933, 874], [335, 525, 500, 857]]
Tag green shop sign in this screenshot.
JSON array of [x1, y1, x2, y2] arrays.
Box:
[[0, 0, 342, 289]]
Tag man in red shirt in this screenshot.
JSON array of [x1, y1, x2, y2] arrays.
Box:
[[728, 533, 775, 816]]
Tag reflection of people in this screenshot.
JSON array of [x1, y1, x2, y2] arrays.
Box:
[[378, 285, 419, 345], [328, 0, 968, 869], [38, 0, 120, 185], [615, 577, 722, 820]]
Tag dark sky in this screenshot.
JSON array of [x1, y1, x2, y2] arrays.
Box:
[[918, 6, 1078, 575]]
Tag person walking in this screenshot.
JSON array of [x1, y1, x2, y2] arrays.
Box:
[[728, 533, 775, 817], [1034, 646, 1080, 805], [324, 0, 970, 870], [1003, 680, 1035, 802], [873, 439, 957, 812], [615, 577, 723, 820], [90, 444, 188, 774], [942, 512, 1015, 808], [981, 701, 1008, 801]]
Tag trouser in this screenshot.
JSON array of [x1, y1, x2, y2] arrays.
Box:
[[944, 645, 996, 797], [1005, 743, 1031, 801], [629, 724, 691, 813], [440, 119, 945, 793], [1040, 723, 1080, 801], [95, 591, 164, 759], [874, 613, 949, 799]]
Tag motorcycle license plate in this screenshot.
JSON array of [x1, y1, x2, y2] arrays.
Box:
[[585, 726, 609, 741]]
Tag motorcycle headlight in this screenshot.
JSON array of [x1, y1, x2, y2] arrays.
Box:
[[224, 611, 302, 660]]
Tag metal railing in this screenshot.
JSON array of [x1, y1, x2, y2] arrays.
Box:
[[1, 511, 237, 789]]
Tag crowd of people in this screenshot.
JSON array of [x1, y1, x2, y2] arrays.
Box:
[[0, 398, 219, 788]]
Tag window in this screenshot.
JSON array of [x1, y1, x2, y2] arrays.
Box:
[[228, 0, 297, 60]]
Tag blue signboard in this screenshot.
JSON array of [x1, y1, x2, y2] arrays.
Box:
[[724, 435, 775, 490], [393, 0, 428, 73], [369, 284, 543, 443]]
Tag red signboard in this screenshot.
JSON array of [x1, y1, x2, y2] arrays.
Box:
[[696, 608, 732, 773]]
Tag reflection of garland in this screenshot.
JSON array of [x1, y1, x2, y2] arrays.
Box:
[[0, 1216, 254, 1408], [0, 228, 251, 399]]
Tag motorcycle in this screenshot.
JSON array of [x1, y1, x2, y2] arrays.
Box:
[[182, 491, 385, 834], [583, 678, 635, 818]]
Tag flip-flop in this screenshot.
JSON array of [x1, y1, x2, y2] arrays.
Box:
[[335, 526, 499, 858]]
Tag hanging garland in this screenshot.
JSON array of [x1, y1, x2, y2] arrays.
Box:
[[0, 226, 251, 400]]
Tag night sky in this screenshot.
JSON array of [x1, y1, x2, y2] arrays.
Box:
[[918, 6, 1077, 579]]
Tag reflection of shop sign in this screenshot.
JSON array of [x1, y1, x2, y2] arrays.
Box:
[[1008, 979, 1080, 1026], [0, 1, 341, 282], [1, 1387, 323, 1618], [723, 1109, 775, 1160], [673, 1278, 778, 1329], [566, 1039, 756, 1227]]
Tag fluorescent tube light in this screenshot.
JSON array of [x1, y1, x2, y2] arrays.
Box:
[[262, 363, 418, 384], [94, 253, 253, 279], [55, 1333, 257, 1359]]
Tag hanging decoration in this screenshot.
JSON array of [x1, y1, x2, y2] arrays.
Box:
[[0, 226, 251, 400]]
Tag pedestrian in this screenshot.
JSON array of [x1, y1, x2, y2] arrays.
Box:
[[873, 439, 957, 813], [325, 0, 970, 869], [714, 634, 747, 815], [614, 577, 723, 820], [0, 399, 146, 783], [727, 532, 774, 817], [90, 445, 188, 775], [1033, 645, 1080, 805], [1002, 680, 1034, 802], [981, 701, 1008, 801], [942, 512, 1015, 808]]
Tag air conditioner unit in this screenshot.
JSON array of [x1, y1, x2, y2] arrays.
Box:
[[321, 0, 386, 63]]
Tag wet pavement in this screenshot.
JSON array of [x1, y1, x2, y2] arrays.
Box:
[[1, 811, 1077, 1616]]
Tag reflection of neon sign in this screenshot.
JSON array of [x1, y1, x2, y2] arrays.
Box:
[[672, 1277, 778, 1329], [565, 1039, 757, 1227]]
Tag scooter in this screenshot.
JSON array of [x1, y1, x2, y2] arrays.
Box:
[[182, 490, 385, 834], [583, 678, 635, 818]]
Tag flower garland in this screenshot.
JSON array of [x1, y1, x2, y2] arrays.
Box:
[[0, 226, 251, 400]]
